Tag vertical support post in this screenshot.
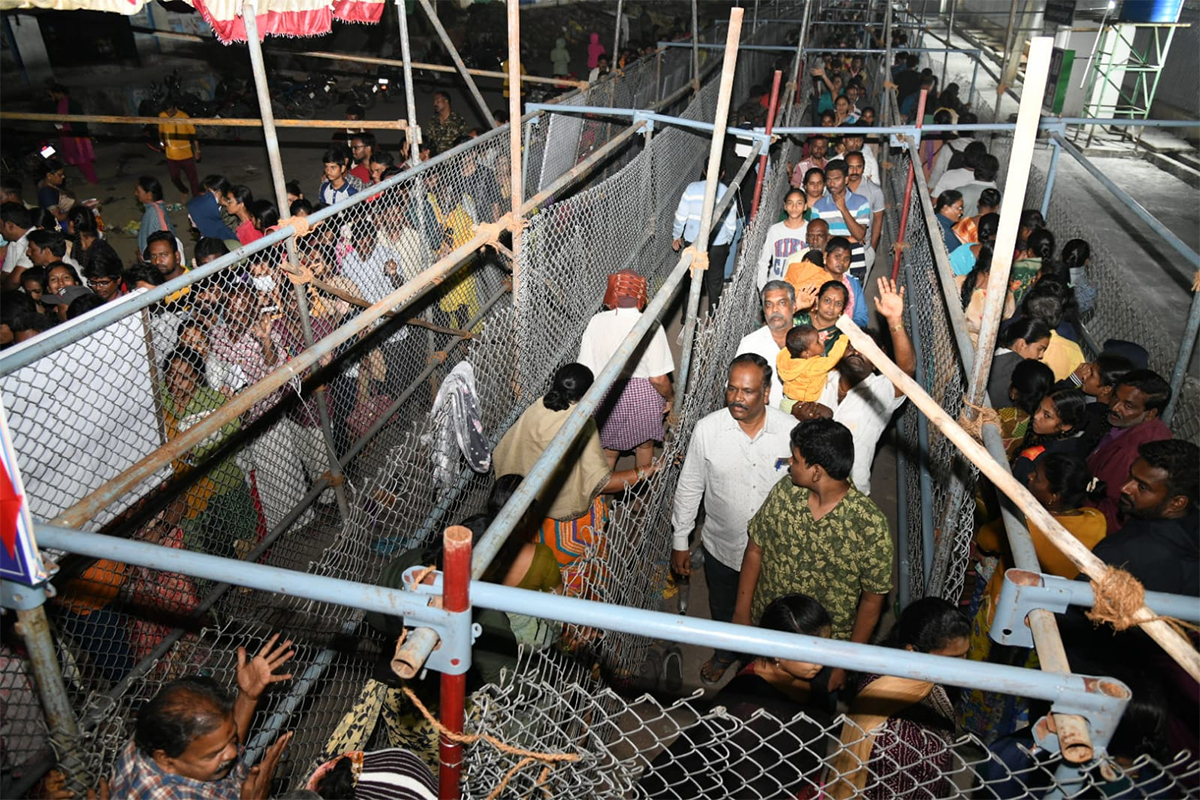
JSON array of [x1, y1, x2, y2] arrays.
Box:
[[941, 0, 954, 88], [4, 584, 87, 795], [417, 0, 499, 129], [969, 55, 979, 111], [753, 0, 760, 31], [790, 0, 812, 117], [890, 89, 928, 282], [677, 7, 744, 401], [996, 0, 1023, 123], [1040, 136, 1061, 217], [881, 0, 893, 123], [397, 0, 421, 164], [926, 39, 1055, 599], [438, 525, 472, 800], [1164, 286, 1200, 426], [690, 0, 700, 89], [750, 69, 782, 220], [964, 37, 1054, 409], [612, 0, 624, 75], [654, 48, 663, 102], [242, 0, 351, 522], [507, 0, 523, 304]]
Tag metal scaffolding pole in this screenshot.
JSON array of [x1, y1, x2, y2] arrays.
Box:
[[507, 0, 523, 300], [691, 0, 701, 88], [416, 0, 499, 129], [242, 0, 351, 522], [2, 582, 88, 795], [612, 0, 624, 75], [396, 0, 422, 164], [677, 7, 745, 401]]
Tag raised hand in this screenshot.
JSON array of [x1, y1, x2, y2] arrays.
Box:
[[237, 633, 294, 701], [797, 284, 819, 311], [873, 276, 905, 321]]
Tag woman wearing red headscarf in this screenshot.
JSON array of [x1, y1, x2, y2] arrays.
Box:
[[576, 270, 675, 469]]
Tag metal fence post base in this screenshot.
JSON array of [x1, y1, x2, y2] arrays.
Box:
[[2, 581, 88, 796]]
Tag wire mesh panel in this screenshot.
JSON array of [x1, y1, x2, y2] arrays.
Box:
[[457, 646, 1200, 800]]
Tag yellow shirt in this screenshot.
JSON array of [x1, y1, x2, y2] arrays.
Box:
[[1042, 330, 1084, 382], [776, 333, 849, 406], [158, 110, 197, 161]]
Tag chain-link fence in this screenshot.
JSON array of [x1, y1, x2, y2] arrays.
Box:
[[9, 9, 1199, 799], [0, 18, 799, 795]]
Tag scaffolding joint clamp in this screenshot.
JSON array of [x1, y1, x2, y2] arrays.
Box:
[[1036, 674, 1131, 760], [1, 581, 48, 611], [632, 110, 656, 134], [991, 568, 1071, 648], [400, 566, 477, 676]]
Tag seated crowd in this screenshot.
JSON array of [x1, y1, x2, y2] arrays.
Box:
[[5, 20, 1197, 800]]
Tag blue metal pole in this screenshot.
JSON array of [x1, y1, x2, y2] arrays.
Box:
[[1164, 288, 1200, 426], [906, 283, 937, 585], [34, 524, 1132, 712], [1041, 137, 1062, 217], [895, 414, 912, 608], [35, 525, 451, 626]]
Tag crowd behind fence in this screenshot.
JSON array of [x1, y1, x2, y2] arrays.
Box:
[[5, 3, 1200, 798]]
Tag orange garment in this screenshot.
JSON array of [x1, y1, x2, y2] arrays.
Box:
[[781, 254, 830, 300], [776, 333, 849, 406], [953, 214, 979, 244], [58, 560, 126, 615]]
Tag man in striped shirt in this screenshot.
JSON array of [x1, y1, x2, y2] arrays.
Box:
[[812, 159, 872, 280]]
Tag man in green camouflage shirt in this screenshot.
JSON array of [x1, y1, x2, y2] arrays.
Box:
[[425, 90, 469, 156], [734, 418, 892, 691]]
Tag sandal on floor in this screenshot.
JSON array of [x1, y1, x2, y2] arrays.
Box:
[[699, 656, 736, 687]]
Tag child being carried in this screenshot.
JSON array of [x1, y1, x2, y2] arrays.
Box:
[[775, 324, 849, 413]]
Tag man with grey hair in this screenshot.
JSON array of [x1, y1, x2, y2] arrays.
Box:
[[735, 280, 795, 405]]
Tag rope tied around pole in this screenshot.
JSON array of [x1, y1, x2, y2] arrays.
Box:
[[958, 397, 1001, 441], [1191, 270, 1200, 292], [474, 212, 521, 253], [685, 246, 709, 278], [1087, 567, 1200, 637], [387, 628, 582, 799], [277, 216, 314, 237]]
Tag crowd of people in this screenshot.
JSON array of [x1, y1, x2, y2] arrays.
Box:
[[3, 8, 1197, 798]]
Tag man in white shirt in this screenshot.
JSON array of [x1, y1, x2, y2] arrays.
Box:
[[735, 280, 795, 406], [1, 202, 35, 292], [671, 352, 795, 684], [956, 154, 1000, 219], [341, 220, 403, 304], [789, 277, 915, 495], [931, 140, 987, 197]]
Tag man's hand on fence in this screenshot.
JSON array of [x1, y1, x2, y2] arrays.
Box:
[[240, 731, 293, 800], [237, 632, 295, 702]]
